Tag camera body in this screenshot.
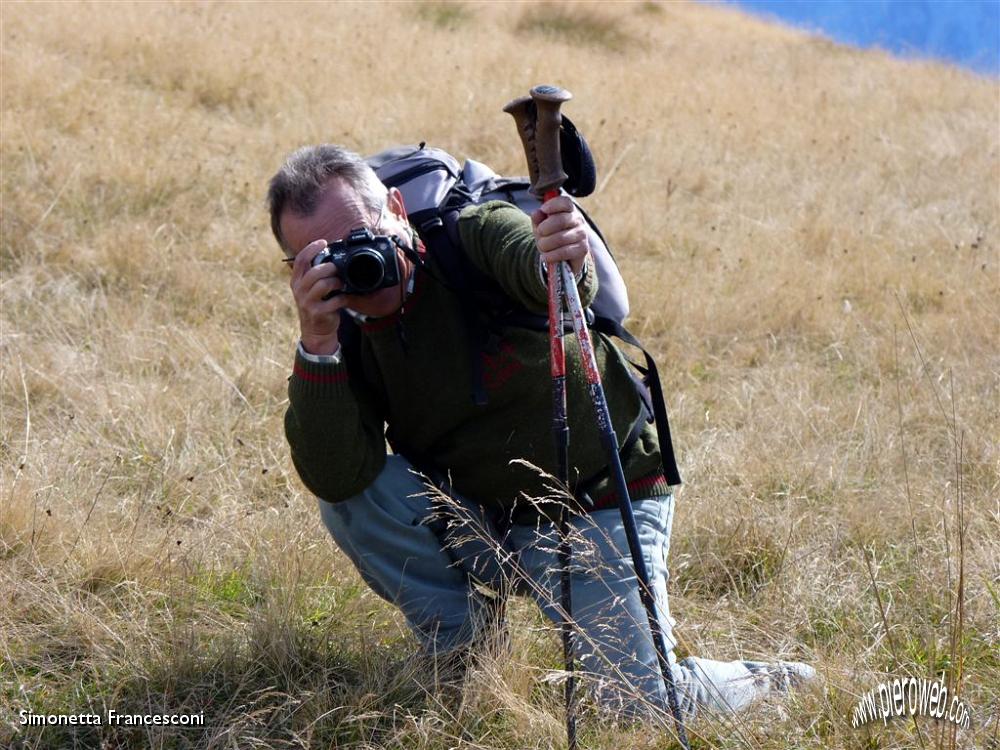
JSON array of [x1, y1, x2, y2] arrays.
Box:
[[311, 228, 401, 295]]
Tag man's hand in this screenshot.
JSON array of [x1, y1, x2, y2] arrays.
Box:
[[290, 239, 346, 356], [531, 195, 591, 277]]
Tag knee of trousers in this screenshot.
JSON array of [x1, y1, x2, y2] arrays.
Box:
[[315, 456, 479, 649]]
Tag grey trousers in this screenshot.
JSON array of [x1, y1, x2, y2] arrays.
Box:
[[319, 455, 784, 719]]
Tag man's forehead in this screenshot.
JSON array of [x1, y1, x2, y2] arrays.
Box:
[[315, 177, 369, 215], [281, 178, 369, 253]]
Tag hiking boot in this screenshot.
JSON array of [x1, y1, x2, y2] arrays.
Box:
[[743, 660, 818, 693]]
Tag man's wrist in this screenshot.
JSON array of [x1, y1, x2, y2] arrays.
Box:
[[300, 332, 340, 357], [298, 339, 342, 364]]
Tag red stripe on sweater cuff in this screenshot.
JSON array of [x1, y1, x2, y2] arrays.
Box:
[[590, 472, 669, 510], [293, 362, 349, 385]]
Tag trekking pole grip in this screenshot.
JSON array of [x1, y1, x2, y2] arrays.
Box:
[[530, 85, 572, 198], [502, 95, 539, 190]]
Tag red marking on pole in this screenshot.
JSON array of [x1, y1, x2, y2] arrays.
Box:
[[560, 264, 602, 384], [548, 264, 566, 378]]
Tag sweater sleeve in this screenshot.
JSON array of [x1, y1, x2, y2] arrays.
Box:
[[284, 348, 387, 503], [456, 201, 598, 314]]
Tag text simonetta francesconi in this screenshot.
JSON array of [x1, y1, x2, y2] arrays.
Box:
[[19, 709, 205, 726]]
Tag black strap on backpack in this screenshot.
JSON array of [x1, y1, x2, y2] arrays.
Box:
[[417, 190, 509, 407], [590, 316, 682, 487], [335, 309, 363, 381]]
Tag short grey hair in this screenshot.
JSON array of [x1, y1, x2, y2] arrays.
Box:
[[267, 144, 387, 254]]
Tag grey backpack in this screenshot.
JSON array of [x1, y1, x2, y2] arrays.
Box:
[[367, 144, 630, 323]]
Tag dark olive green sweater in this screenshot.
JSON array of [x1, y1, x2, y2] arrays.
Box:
[[285, 202, 668, 522]]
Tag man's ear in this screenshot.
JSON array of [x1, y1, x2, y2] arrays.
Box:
[[387, 186, 407, 221]]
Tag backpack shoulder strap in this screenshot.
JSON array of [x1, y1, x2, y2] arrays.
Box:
[[413, 188, 507, 407], [591, 315, 682, 487], [336, 309, 364, 382], [428, 186, 511, 309]]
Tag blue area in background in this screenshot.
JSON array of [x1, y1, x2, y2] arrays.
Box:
[[725, 0, 1000, 75]]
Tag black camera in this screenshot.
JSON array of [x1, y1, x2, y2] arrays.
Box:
[[311, 228, 401, 295]]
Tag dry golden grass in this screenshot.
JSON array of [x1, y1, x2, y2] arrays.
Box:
[[1, 1, 997, 748]]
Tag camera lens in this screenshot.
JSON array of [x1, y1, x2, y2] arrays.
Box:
[[344, 249, 386, 293]]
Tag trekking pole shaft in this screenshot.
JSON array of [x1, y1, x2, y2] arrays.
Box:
[[545, 189, 569, 489], [559, 264, 690, 750], [545, 192, 570, 487], [544, 204, 576, 749]]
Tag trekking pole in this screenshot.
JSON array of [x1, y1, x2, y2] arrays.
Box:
[[531, 85, 692, 750], [504, 89, 576, 750], [557, 261, 691, 749]]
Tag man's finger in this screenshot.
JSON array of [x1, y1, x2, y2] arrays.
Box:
[[536, 226, 588, 254], [536, 210, 580, 237], [291, 261, 338, 300], [291, 239, 328, 283], [539, 194, 574, 215], [305, 275, 344, 304], [540, 241, 589, 264], [299, 259, 339, 286], [296, 269, 343, 306]]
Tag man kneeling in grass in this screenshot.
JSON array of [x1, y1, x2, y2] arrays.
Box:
[[267, 144, 816, 721]]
